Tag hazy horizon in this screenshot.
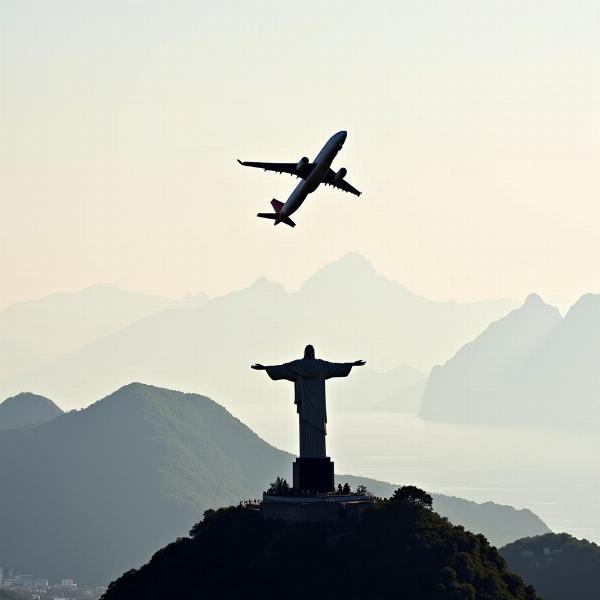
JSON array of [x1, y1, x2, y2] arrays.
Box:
[[0, 248, 540, 308], [1, 249, 596, 315]]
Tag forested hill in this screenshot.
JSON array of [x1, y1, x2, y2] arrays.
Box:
[[339, 475, 550, 548], [103, 490, 540, 600], [0, 383, 549, 584], [0, 383, 291, 584], [501, 533, 600, 600], [0, 392, 63, 429]]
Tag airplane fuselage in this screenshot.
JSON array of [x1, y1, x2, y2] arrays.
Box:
[[276, 130, 347, 223]]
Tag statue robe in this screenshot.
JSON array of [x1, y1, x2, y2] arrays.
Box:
[[265, 358, 353, 457]]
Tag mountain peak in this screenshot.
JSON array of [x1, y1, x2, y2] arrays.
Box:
[[1, 391, 59, 405], [249, 276, 285, 291], [0, 392, 63, 429], [321, 252, 377, 275], [92, 382, 194, 408], [565, 293, 600, 321], [524, 293, 545, 306], [86, 384, 225, 426], [336, 251, 376, 270], [299, 252, 382, 292], [114, 381, 155, 394], [515, 293, 561, 319]]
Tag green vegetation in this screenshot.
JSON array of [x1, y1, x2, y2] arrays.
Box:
[[501, 532, 600, 600], [0, 383, 291, 584], [103, 487, 539, 600], [0, 392, 63, 429], [338, 475, 550, 547], [267, 476, 291, 495], [0, 383, 551, 585]]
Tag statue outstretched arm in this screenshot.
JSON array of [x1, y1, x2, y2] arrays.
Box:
[[251, 362, 297, 382], [321, 359, 366, 379]]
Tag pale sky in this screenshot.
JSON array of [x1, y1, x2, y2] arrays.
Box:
[[1, 0, 599, 312]]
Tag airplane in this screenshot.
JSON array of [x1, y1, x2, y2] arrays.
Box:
[[237, 130, 361, 227]]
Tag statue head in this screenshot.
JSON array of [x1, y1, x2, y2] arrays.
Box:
[[304, 344, 315, 359]]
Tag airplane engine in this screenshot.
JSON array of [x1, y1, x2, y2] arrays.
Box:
[[296, 157, 309, 173], [334, 167, 347, 182]]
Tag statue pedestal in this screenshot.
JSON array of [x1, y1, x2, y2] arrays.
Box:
[[293, 457, 334, 493]]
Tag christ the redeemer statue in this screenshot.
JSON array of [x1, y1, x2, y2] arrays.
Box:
[[252, 345, 365, 458]]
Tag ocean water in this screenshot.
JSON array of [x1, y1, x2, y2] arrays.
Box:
[[250, 411, 600, 544]]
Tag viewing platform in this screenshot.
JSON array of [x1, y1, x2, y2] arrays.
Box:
[[261, 492, 375, 524]]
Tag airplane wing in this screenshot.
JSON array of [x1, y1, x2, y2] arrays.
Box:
[[323, 169, 361, 196], [237, 160, 316, 179]]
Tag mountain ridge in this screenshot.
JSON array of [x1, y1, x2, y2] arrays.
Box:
[[0, 382, 549, 585], [420, 292, 600, 428], [0, 285, 182, 379], [0, 392, 63, 429], [0, 253, 516, 411]]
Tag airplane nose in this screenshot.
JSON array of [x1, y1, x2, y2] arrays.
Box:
[[339, 130, 347, 141]]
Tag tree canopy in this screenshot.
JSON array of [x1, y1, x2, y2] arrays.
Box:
[[390, 485, 433, 509], [104, 487, 539, 600], [501, 532, 600, 600]]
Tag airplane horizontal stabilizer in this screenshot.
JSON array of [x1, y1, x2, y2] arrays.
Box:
[[255, 213, 296, 227]]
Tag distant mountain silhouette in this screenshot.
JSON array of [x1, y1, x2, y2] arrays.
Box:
[[0, 253, 515, 411], [0, 338, 44, 383], [501, 533, 600, 600], [0, 384, 549, 585], [0, 285, 186, 379], [420, 293, 600, 428], [103, 500, 541, 600], [0, 392, 63, 429], [333, 364, 426, 413]]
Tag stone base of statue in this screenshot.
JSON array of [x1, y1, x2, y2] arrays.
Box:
[[293, 457, 334, 493], [261, 492, 374, 524]]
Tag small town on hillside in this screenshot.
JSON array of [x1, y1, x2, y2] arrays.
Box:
[[0, 566, 106, 600]]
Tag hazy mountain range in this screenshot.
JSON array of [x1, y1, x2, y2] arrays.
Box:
[[0, 383, 549, 585], [340, 364, 427, 413], [0, 392, 63, 429], [0, 253, 515, 411], [0, 284, 208, 380], [421, 293, 600, 429]]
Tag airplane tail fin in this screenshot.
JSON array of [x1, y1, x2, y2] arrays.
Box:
[[271, 199, 284, 213], [256, 199, 295, 227]]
